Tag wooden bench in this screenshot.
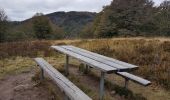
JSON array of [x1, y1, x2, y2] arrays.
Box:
[[51, 45, 151, 100], [34, 58, 92, 100], [117, 72, 151, 88]]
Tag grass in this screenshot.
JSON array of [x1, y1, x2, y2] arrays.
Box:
[[72, 38, 170, 90], [0, 57, 35, 78]]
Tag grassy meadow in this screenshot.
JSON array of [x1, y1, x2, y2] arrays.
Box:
[[0, 37, 170, 100]]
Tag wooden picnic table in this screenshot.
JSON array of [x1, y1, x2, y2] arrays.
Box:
[[51, 45, 150, 100]]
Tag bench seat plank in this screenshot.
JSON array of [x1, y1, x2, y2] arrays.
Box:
[[34, 58, 92, 100], [51, 46, 116, 73], [62, 46, 137, 71], [63, 45, 138, 70], [117, 72, 151, 86]]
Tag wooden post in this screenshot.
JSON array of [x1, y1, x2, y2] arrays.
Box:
[[125, 78, 129, 89], [65, 55, 69, 76], [40, 68, 44, 80], [99, 72, 105, 100]]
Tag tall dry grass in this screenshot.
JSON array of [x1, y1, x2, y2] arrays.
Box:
[[73, 39, 170, 90], [0, 38, 170, 90], [0, 41, 55, 59]]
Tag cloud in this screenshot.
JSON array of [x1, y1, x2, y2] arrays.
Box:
[[0, 0, 167, 21], [0, 0, 112, 21]]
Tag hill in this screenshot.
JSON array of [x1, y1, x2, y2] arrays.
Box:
[[7, 11, 96, 40], [47, 11, 96, 38]]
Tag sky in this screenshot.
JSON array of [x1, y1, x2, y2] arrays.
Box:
[[0, 0, 167, 21]]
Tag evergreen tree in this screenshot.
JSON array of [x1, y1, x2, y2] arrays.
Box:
[[93, 0, 155, 37], [32, 13, 52, 39], [154, 0, 170, 36]]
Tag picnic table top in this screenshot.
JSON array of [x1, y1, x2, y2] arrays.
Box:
[[51, 45, 138, 73]]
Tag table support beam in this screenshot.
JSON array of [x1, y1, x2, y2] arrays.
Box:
[[99, 71, 105, 100]]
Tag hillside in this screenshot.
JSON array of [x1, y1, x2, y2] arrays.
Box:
[[8, 11, 96, 40], [47, 11, 96, 38]]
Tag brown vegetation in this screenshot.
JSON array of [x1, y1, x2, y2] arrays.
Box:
[[0, 38, 170, 90]]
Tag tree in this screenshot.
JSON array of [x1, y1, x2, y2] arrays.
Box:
[[94, 11, 118, 38], [0, 8, 8, 42], [153, 0, 170, 36], [93, 0, 155, 37], [32, 13, 52, 39]]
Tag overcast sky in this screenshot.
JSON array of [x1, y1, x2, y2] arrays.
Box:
[[0, 0, 167, 21]]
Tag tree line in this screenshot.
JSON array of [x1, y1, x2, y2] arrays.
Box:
[[0, 10, 65, 42], [0, 0, 170, 42], [81, 0, 170, 38]]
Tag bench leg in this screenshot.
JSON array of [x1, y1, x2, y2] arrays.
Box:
[[64, 95, 69, 100], [64, 94, 70, 100], [40, 68, 44, 80], [99, 72, 105, 100], [125, 78, 129, 89], [65, 55, 69, 76]]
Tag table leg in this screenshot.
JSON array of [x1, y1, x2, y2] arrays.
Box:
[[40, 68, 44, 80], [84, 64, 89, 74], [64, 93, 70, 100], [65, 55, 69, 76], [125, 78, 129, 89], [99, 72, 105, 100]]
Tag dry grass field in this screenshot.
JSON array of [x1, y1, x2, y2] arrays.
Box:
[[0, 37, 170, 100]]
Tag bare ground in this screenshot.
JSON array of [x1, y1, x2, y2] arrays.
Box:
[[0, 70, 54, 100], [0, 65, 124, 100]]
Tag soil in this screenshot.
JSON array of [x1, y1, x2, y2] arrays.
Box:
[[0, 65, 123, 100], [0, 71, 53, 100]]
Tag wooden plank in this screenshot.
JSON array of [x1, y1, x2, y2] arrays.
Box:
[[51, 46, 116, 73], [62, 46, 135, 71], [117, 72, 151, 86], [34, 58, 92, 100], [64, 45, 138, 69]]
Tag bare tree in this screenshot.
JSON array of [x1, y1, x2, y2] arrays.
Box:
[[0, 8, 8, 42], [0, 8, 7, 21]]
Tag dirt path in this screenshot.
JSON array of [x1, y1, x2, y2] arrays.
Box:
[[0, 71, 53, 100], [0, 65, 123, 100]]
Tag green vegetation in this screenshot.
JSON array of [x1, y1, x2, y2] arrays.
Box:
[[32, 13, 53, 39], [84, 0, 170, 38], [2, 11, 95, 42], [47, 11, 96, 38], [1, 0, 170, 42]]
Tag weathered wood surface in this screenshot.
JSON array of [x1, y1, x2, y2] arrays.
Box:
[[34, 58, 92, 100], [50, 45, 151, 100], [117, 72, 151, 86], [61, 45, 138, 71], [51, 46, 116, 73]]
